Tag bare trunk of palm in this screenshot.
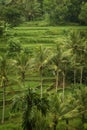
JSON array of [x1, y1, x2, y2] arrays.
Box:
[[65, 119, 69, 130], [53, 115, 58, 130], [62, 72, 65, 102], [56, 70, 59, 93], [73, 59, 76, 84], [2, 81, 6, 124], [74, 69, 76, 84], [22, 71, 25, 87], [80, 67, 83, 84], [82, 113, 85, 123], [40, 69, 43, 98]]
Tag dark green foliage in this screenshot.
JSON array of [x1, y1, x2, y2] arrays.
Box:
[[22, 88, 49, 130], [0, 0, 87, 25], [43, 0, 87, 25], [2, 6, 22, 26], [0, 21, 5, 37], [0, 26, 4, 36], [7, 38, 22, 57], [79, 2, 87, 25], [18, 86, 87, 130], [24, 0, 41, 21]]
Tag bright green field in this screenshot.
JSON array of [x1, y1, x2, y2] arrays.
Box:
[[1, 24, 87, 50]]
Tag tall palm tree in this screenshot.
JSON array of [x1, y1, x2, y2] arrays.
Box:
[[67, 30, 81, 84], [22, 89, 49, 130], [34, 46, 51, 98], [0, 54, 14, 123], [70, 54, 79, 84], [0, 54, 8, 124], [51, 43, 71, 100], [78, 38, 87, 84], [68, 30, 87, 84], [49, 94, 79, 130], [73, 86, 87, 129], [50, 44, 62, 93], [13, 51, 32, 87], [60, 49, 71, 102]]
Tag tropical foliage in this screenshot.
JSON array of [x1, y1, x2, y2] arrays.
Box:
[[0, 1, 87, 130]]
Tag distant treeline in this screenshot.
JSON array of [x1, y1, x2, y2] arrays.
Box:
[[0, 0, 87, 26]]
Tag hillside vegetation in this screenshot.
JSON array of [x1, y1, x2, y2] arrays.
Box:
[[0, 21, 87, 130], [0, 0, 87, 130]]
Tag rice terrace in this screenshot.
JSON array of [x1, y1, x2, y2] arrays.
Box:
[[0, 0, 87, 130]]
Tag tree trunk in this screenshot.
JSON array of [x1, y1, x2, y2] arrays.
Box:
[[2, 80, 6, 124], [66, 119, 69, 130], [21, 71, 25, 87], [56, 70, 59, 93], [40, 69, 43, 98], [53, 115, 58, 130], [82, 113, 85, 124], [54, 125, 56, 130], [80, 67, 83, 85], [62, 72, 65, 102], [74, 69, 76, 84]]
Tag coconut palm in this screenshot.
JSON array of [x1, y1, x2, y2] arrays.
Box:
[[0, 54, 14, 123], [15, 88, 49, 130], [68, 30, 87, 84], [78, 38, 87, 84], [51, 42, 71, 100], [0, 54, 9, 123], [34, 46, 51, 98], [67, 30, 81, 84], [13, 51, 32, 87], [49, 94, 79, 130], [61, 48, 71, 102], [50, 44, 62, 93], [73, 86, 87, 129]]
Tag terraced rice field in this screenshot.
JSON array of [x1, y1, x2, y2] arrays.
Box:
[[1, 24, 87, 52], [0, 23, 87, 127]]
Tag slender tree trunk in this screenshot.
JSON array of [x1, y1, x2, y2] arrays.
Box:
[[80, 67, 83, 85], [56, 70, 59, 93], [62, 72, 65, 102], [54, 125, 56, 130], [40, 69, 43, 98], [21, 71, 25, 87], [66, 119, 69, 130], [53, 115, 58, 130], [2, 80, 6, 124], [74, 69, 76, 84], [82, 113, 85, 124]]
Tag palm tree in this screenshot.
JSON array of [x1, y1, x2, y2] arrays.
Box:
[[34, 46, 51, 98], [68, 30, 87, 84], [11, 88, 49, 130], [50, 42, 71, 100], [60, 49, 71, 102], [49, 94, 79, 130], [73, 86, 87, 129], [70, 54, 79, 84], [22, 89, 48, 130], [0, 54, 14, 123], [50, 44, 62, 93], [78, 38, 87, 84], [0, 54, 8, 124], [13, 51, 32, 87]]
